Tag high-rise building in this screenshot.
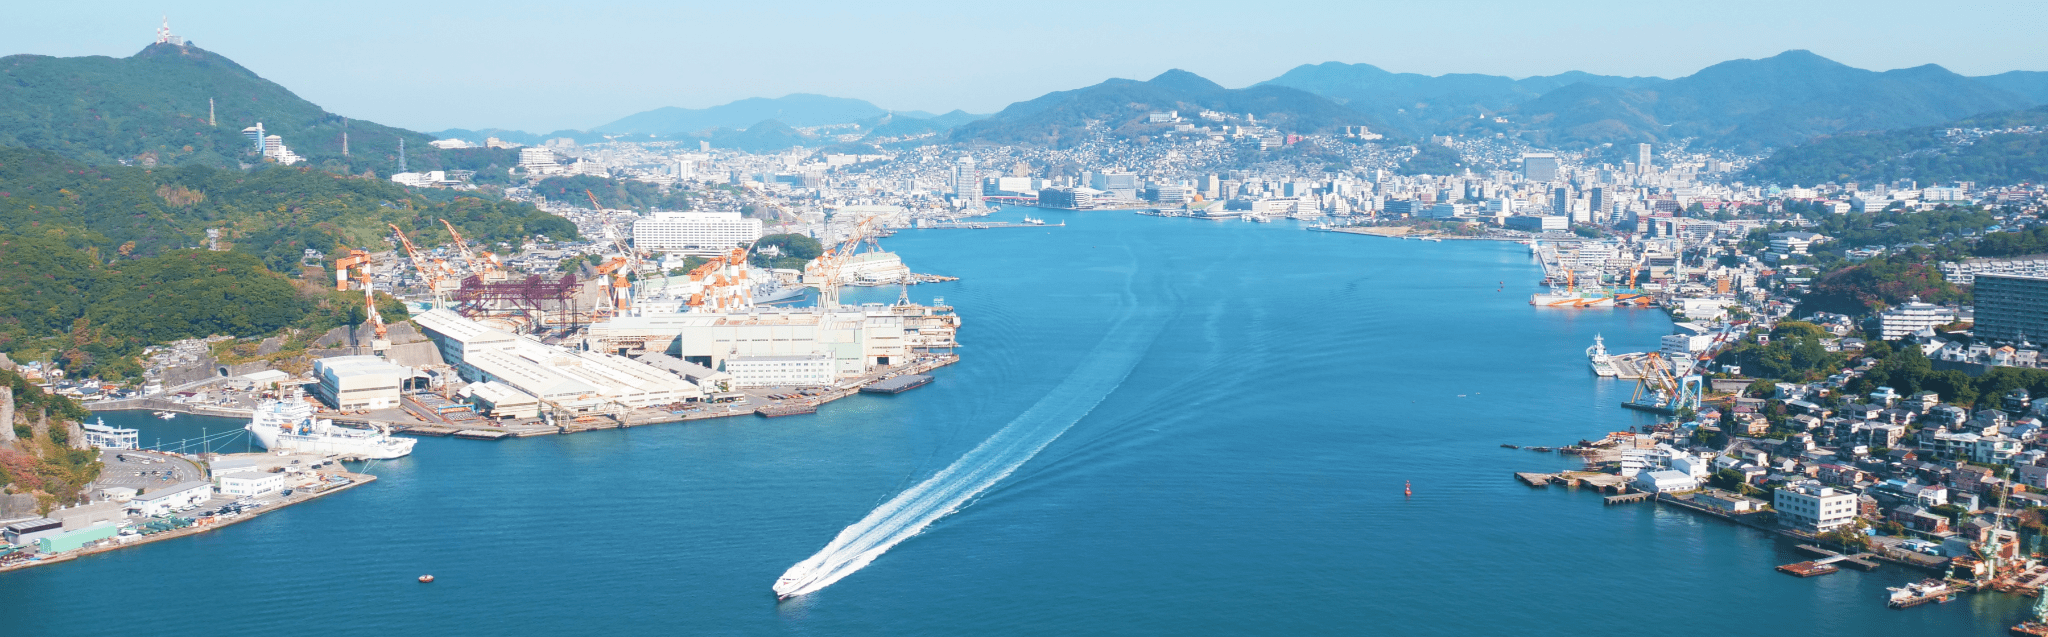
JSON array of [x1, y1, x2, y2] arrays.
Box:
[[1522, 154, 1559, 182], [1551, 187, 1571, 218], [1590, 187, 1609, 222], [242, 123, 266, 152], [1635, 143, 1652, 174], [632, 211, 764, 256], [1973, 273, 2048, 344], [953, 157, 981, 207]]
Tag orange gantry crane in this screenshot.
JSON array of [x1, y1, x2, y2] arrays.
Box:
[[683, 246, 753, 313], [334, 249, 372, 291], [334, 249, 387, 350]]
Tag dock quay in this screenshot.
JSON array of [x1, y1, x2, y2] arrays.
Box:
[[1796, 544, 1880, 570], [1513, 471, 1632, 492], [1604, 492, 1653, 505], [0, 467, 377, 574], [917, 221, 1061, 229], [861, 373, 933, 394], [756, 404, 818, 418]]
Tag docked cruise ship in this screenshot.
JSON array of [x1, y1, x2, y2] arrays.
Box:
[[245, 390, 416, 460]]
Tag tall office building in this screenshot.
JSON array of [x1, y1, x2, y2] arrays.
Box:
[[953, 157, 979, 201], [1522, 153, 1559, 182], [1635, 143, 1653, 174], [1551, 187, 1571, 219], [1589, 187, 1609, 222], [1973, 273, 2048, 343]]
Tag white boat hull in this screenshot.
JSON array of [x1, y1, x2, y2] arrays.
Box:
[[247, 424, 416, 460]]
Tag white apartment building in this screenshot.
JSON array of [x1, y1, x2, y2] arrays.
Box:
[[724, 354, 835, 387], [518, 147, 559, 170], [1940, 255, 2048, 285], [1876, 296, 1959, 340], [632, 211, 764, 256], [1774, 482, 1858, 533], [217, 472, 285, 497]]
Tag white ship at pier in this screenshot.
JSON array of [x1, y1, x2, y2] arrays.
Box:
[[245, 389, 416, 460]]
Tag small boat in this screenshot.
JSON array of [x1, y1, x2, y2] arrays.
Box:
[[419, 575, 435, 583], [154, 411, 177, 420]]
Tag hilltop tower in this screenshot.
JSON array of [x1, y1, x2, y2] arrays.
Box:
[[155, 17, 183, 46]]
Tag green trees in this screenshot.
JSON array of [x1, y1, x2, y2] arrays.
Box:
[[750, 234, 824, 270], [1720, 322, 1846, 383], [1397, 144, 1462, 176]]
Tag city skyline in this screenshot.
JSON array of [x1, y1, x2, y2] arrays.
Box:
[[6, 0, 2047, 132]]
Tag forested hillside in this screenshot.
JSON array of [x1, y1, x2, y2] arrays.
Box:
[[1744, 105, 2048, 186], [0, 146, 575, 377], [0, 42, 502, 176]]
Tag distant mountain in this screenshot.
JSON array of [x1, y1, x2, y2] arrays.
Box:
[[953, 69, 1373, 147], [594, 94, 892, 135], [1265, 51, 2048, 151], [1975, 71, 2048, 103], [1258, 62, 1664, 138], [1742, 105, 2048, 186], [0, 42, 479, 175]]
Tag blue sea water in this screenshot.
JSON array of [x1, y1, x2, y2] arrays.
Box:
[[3, 208, 2031, 635]]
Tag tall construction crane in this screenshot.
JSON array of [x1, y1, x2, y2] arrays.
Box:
[[334, 250, 388, 352], [806, 217, 876, 309], [334, 249, 371, 291], [389, 224, 451, 309], [439, 219, 504, 282]]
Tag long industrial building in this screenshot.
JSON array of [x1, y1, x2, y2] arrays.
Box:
[[587, 302, 959, 387], [415, 310, 702, 415]]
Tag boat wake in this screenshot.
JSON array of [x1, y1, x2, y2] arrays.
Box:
[[773, 304, 1159, 600]]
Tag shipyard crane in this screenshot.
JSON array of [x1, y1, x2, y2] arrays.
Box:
[[334, 249, 372, 291], [682, 246, 754, 313], [334, 250, 388, 351], [438, 219, 503, 281], [806, 216, 876, 308], [389, 224, 450, 309]]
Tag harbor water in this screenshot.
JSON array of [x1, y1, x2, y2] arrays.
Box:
[[3, 208, 2029, 635]]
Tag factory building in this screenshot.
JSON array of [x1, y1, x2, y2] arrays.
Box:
[[415, 310, 703, 413], [460, 381, 541, 420], [312, 356, 410, 411], [588, 304, 951, 381]]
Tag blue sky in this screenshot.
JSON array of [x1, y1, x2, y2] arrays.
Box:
[[7, 0, 2044, 132]]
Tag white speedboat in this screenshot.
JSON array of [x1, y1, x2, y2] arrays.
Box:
[[245, 389, 416, 459]]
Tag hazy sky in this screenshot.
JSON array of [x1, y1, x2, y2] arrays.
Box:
[[8, 1, 2045, 133]]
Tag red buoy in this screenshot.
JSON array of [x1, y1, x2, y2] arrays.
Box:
[[419, 575, 435, 583], [1404, 481, 1412, 498]]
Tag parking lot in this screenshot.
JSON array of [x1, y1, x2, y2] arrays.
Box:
[[93, 450, 203, 490]]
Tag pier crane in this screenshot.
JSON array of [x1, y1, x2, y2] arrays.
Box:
[[1622, 352, 1702, 415]]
